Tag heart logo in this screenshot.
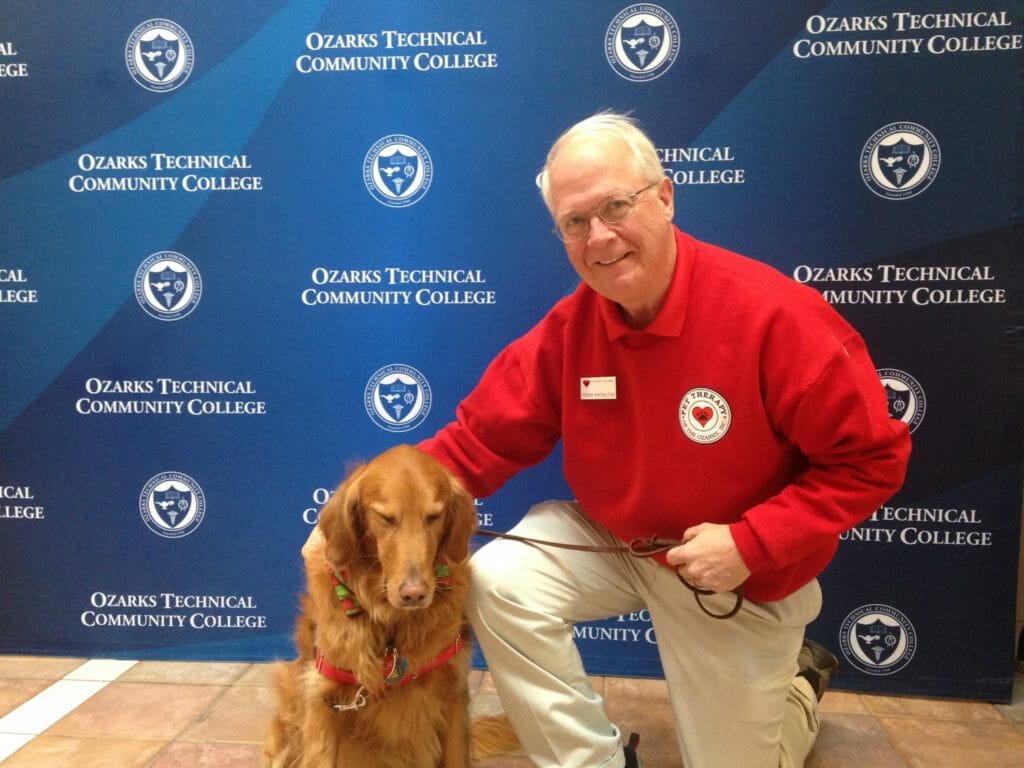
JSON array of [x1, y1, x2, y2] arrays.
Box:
[[692, 407, 714, 427], [583, 379, 591, 387]]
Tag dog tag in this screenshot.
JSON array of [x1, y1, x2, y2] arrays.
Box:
[[382, 646, 410, 685]]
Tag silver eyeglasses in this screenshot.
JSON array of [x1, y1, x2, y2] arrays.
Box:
[[552, 182, 658, 243]]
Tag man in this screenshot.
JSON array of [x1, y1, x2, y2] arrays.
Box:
[[415, 112, 911, 767]]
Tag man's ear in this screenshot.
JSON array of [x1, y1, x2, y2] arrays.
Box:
[[657, 175, 675, 221]]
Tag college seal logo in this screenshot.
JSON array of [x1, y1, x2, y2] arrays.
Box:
[[364, 364, 432, 432], [134, 251, 202, 321], [860, 123, 940, 200], [678, 388, 731, 444], [605, 4, 680, 82], [125, 19, 195, 92], [877, 368, 926, 434], [839, 604, 917, 676], [363, 135, 433, 207], [139, 472, 206, 538]]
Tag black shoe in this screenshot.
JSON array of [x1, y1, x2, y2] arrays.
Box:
[[797, 638, 839, 701], [624, 732, 642, 768]]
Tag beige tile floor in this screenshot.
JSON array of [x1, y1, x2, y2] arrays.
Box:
[[0, 654, 1021, 767]]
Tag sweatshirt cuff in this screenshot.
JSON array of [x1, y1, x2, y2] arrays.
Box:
[[729, 520, 772, 575]]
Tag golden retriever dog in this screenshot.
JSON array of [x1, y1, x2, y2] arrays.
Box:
[[263, 444, 484, 768]]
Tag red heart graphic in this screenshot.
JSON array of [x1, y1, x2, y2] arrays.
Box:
[[583, 380, 591, 387], [692, 407, 713, 427]]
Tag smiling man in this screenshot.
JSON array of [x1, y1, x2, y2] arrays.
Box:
[[416, 111, 911, 767], [404, 111, 910, 767], [545, 144, 677, 328], [526, 116, 762, 607]]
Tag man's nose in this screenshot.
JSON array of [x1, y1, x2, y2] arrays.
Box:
[[586, 214, 616, 245]]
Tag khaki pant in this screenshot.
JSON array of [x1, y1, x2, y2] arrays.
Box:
[[468, 502, 822, 768]]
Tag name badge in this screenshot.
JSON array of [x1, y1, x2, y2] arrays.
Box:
[[580, 376, 616, 400]]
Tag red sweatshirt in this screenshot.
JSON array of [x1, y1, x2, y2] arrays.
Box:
[[419, 227, 911, 601]]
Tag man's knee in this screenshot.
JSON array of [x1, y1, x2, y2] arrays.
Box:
[[467, 542, 521, 625]]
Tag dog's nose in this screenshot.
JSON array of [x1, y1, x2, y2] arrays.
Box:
[[399, 579, 428, 605]]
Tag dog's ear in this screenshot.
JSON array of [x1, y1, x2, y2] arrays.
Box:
[[441, 474, 477, 563], [319, 464, 367, 567]]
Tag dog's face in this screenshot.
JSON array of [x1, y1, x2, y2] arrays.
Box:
[[318, 445, 476, 611]]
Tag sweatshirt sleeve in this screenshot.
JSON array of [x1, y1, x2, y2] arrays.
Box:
[[417, 332, 563, 499], [729, 314, 912, 576]]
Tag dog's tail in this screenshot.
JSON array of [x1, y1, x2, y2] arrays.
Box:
[[470, 713, 521, 761]]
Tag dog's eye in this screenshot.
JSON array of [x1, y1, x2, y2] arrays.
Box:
[[375, 513, 397, 527], [424, 513, 442, 526]]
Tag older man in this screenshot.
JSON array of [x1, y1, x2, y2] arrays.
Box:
[[416, 112, 911, 767]]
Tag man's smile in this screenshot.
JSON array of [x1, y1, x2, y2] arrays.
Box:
[[594, 253, 628, 267]]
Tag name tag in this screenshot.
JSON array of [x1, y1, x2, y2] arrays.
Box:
[[580, 376, 616, 400]]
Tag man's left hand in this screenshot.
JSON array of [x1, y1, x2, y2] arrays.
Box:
[[665, 523, 750, 593]]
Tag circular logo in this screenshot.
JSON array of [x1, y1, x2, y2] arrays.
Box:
[[839, 603, 917, 676], [134, 251, 202, 321], [678, 388, 731, 444], [125, 19, 195, 92], [860, 122, 940, 200], [365, 364, 432, 432], [363, 135, 433, 207], [877, 368, 926, 434], [139, 472, 206, 538], [605, 4, 681, 82]]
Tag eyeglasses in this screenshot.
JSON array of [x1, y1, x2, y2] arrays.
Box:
[[552, 182, 658, 243]]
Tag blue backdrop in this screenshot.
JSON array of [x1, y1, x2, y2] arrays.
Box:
[[1, 0, 1021, 702]]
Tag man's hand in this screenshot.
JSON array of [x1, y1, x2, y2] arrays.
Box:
[[665, 523, 750, 593]]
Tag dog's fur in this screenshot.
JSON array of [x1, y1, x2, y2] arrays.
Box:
[[263, 444, 484, 768]]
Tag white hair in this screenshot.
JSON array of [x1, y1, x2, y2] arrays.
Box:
[[536, 111, 664, 213]]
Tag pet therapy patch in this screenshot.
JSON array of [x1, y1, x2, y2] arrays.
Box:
[[678, 388, 731, 444]]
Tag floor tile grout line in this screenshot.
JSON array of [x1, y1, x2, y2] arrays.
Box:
[[62, 658, 139, 683], [858, 706, 911, 768], [0, 657, 1018, 765], [146, 664, 268, 764], [171, 676, 237, 743], [0, 658, 138, 762]]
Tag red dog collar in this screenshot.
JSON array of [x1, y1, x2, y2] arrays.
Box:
[[314, 629, 468, 688]]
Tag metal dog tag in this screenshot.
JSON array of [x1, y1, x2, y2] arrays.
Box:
[[383, 646, 410, 685]]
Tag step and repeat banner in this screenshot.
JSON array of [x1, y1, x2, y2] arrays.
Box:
[[1, 1, 1021, 702]]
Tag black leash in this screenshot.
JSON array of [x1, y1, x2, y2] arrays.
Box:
[[475, 530, 744, 620]]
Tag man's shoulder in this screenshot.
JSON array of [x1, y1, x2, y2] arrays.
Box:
[[687, 234, 822, 308], [502, 286, 590, 359]]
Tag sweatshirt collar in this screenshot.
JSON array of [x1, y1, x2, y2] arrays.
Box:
[[599, 226, 693, 342]]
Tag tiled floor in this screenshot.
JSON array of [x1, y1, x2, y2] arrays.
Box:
[[0, 654, 1022, 767]]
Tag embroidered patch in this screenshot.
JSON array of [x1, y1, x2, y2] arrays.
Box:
[[580, 376, 617, 400], [678, 388, 731, 444]]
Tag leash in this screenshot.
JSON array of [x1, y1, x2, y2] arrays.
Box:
[[475, 530, 744, 620]]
